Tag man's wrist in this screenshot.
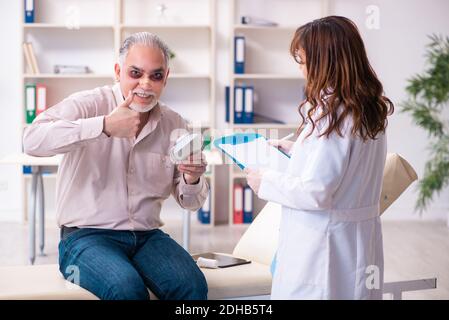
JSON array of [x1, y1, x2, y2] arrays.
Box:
[[183, 173, 200, 185], [103, 116, 111, 137]]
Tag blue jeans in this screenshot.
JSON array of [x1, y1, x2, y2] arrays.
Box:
[[58, 226, 208, 300]]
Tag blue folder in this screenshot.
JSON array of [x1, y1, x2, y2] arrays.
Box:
[[213, 133, 290, 171]]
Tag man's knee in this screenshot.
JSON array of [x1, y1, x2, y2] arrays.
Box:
[[164, 268, 208, 300], [103, 275, 149, 300], [60, 263, 149, 300]]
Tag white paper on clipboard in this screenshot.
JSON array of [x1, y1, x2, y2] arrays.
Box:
[[213, 133, 290, 172]]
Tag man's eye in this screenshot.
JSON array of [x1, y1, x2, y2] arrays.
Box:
[[150, 73, 164, 81], [130, 70, 141, 78]]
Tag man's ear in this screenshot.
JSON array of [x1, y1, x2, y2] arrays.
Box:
[[164, 68, 170, 86], [114, 63, 121, 82]]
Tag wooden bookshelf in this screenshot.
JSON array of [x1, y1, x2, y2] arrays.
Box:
[[20, 0, 218, 226], [227, 0, 330, 225]]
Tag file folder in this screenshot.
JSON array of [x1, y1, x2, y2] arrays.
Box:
[[243, 185, 253, 223], [214, 133, 290, 171], [243, 86, 254, 123], [192, 253, 251, 268], [25, 84, 36, 124], [233, 183, 243, 224], [234, 86, 244, 124], [36, 84, 47, 116], [234, 36, 245, 74], [199, 193, 211, 224], [24, 0, 35, 23]]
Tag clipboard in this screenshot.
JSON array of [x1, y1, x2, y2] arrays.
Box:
[[213, 133, 290, 171], [191, 252, 251, 268]]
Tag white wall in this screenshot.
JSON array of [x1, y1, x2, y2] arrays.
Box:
[[0, 0, 24, 222], [0, 0, 448, 222]]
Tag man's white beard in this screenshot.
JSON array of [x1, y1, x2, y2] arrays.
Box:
[[129, 98, 158, 113]]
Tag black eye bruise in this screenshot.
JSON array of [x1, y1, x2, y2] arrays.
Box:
[[150, 73, 164, 81], [129, 70, 141, 78]]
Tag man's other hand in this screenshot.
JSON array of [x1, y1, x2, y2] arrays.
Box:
[[178, 153, 207, 184]]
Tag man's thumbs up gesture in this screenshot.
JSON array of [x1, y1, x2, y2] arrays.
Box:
[[103, 91, 141, 138]]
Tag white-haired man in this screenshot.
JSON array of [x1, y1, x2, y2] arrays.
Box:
[[23, 32, 209, 300]]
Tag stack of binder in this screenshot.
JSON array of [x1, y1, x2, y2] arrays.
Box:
[[233, 183, 253, 224], [25, 84, 47, 124], [225, 85, 254, 124]]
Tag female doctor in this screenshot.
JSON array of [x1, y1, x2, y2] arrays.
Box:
[[244, 16, 394, 299]]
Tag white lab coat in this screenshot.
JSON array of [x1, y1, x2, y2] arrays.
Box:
[[258, 115, 386, 300]]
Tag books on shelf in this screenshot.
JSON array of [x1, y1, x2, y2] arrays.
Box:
[[233, 183, 253, 224], [23, 42, 40, 74], [25, 83, 47, 124], [54, 65, 92, 74]]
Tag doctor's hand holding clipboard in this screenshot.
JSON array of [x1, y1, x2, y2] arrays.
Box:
[[244, 133, 295, 194], [241, 16, 394, 300]]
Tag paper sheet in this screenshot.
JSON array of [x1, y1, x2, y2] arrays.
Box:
[[214, 133, 290, 172]]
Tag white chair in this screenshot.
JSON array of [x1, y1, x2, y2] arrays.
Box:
[[0, 153, 436, 300]]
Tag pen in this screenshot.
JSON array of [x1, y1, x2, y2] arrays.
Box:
[[280, 133, 294, 141]]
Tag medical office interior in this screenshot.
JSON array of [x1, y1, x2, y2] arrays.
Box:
[[0, 0, 448, 300]]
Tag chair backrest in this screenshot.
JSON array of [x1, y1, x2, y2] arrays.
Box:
[[232, 153, 418, 265]]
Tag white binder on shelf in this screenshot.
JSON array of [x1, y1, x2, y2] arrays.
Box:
[[24, 0, 35, 23], [243, 186, 253, 223], [234, 36, 245, 74], [243, 86, 254, 123], [36, 84, 47, 116], [234, 86, 244, 124]]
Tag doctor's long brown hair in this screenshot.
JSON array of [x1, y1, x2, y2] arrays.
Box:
[[291, 16, 394, 140]]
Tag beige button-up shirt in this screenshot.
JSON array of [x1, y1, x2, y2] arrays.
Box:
[[23, 83, 209, 230]]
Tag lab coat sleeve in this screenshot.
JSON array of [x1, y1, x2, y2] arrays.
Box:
[[258, 131, 352, 211], [23, 93, 108, 157]]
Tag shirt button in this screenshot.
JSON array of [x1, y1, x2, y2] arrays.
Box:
[[129, 168, 135, 174]]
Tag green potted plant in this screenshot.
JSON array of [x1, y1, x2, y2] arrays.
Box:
[[402, 34, 449, 215]]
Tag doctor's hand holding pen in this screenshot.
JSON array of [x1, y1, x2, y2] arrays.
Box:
[[267, 132, 296, 155]]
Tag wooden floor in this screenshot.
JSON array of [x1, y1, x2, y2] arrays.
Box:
[[1, 217, 448, 300]]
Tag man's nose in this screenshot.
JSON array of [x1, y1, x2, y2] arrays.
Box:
[[139, 76, 152, 89]]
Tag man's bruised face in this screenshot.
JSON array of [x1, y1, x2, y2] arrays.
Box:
[[115, 44, 169, 112]]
